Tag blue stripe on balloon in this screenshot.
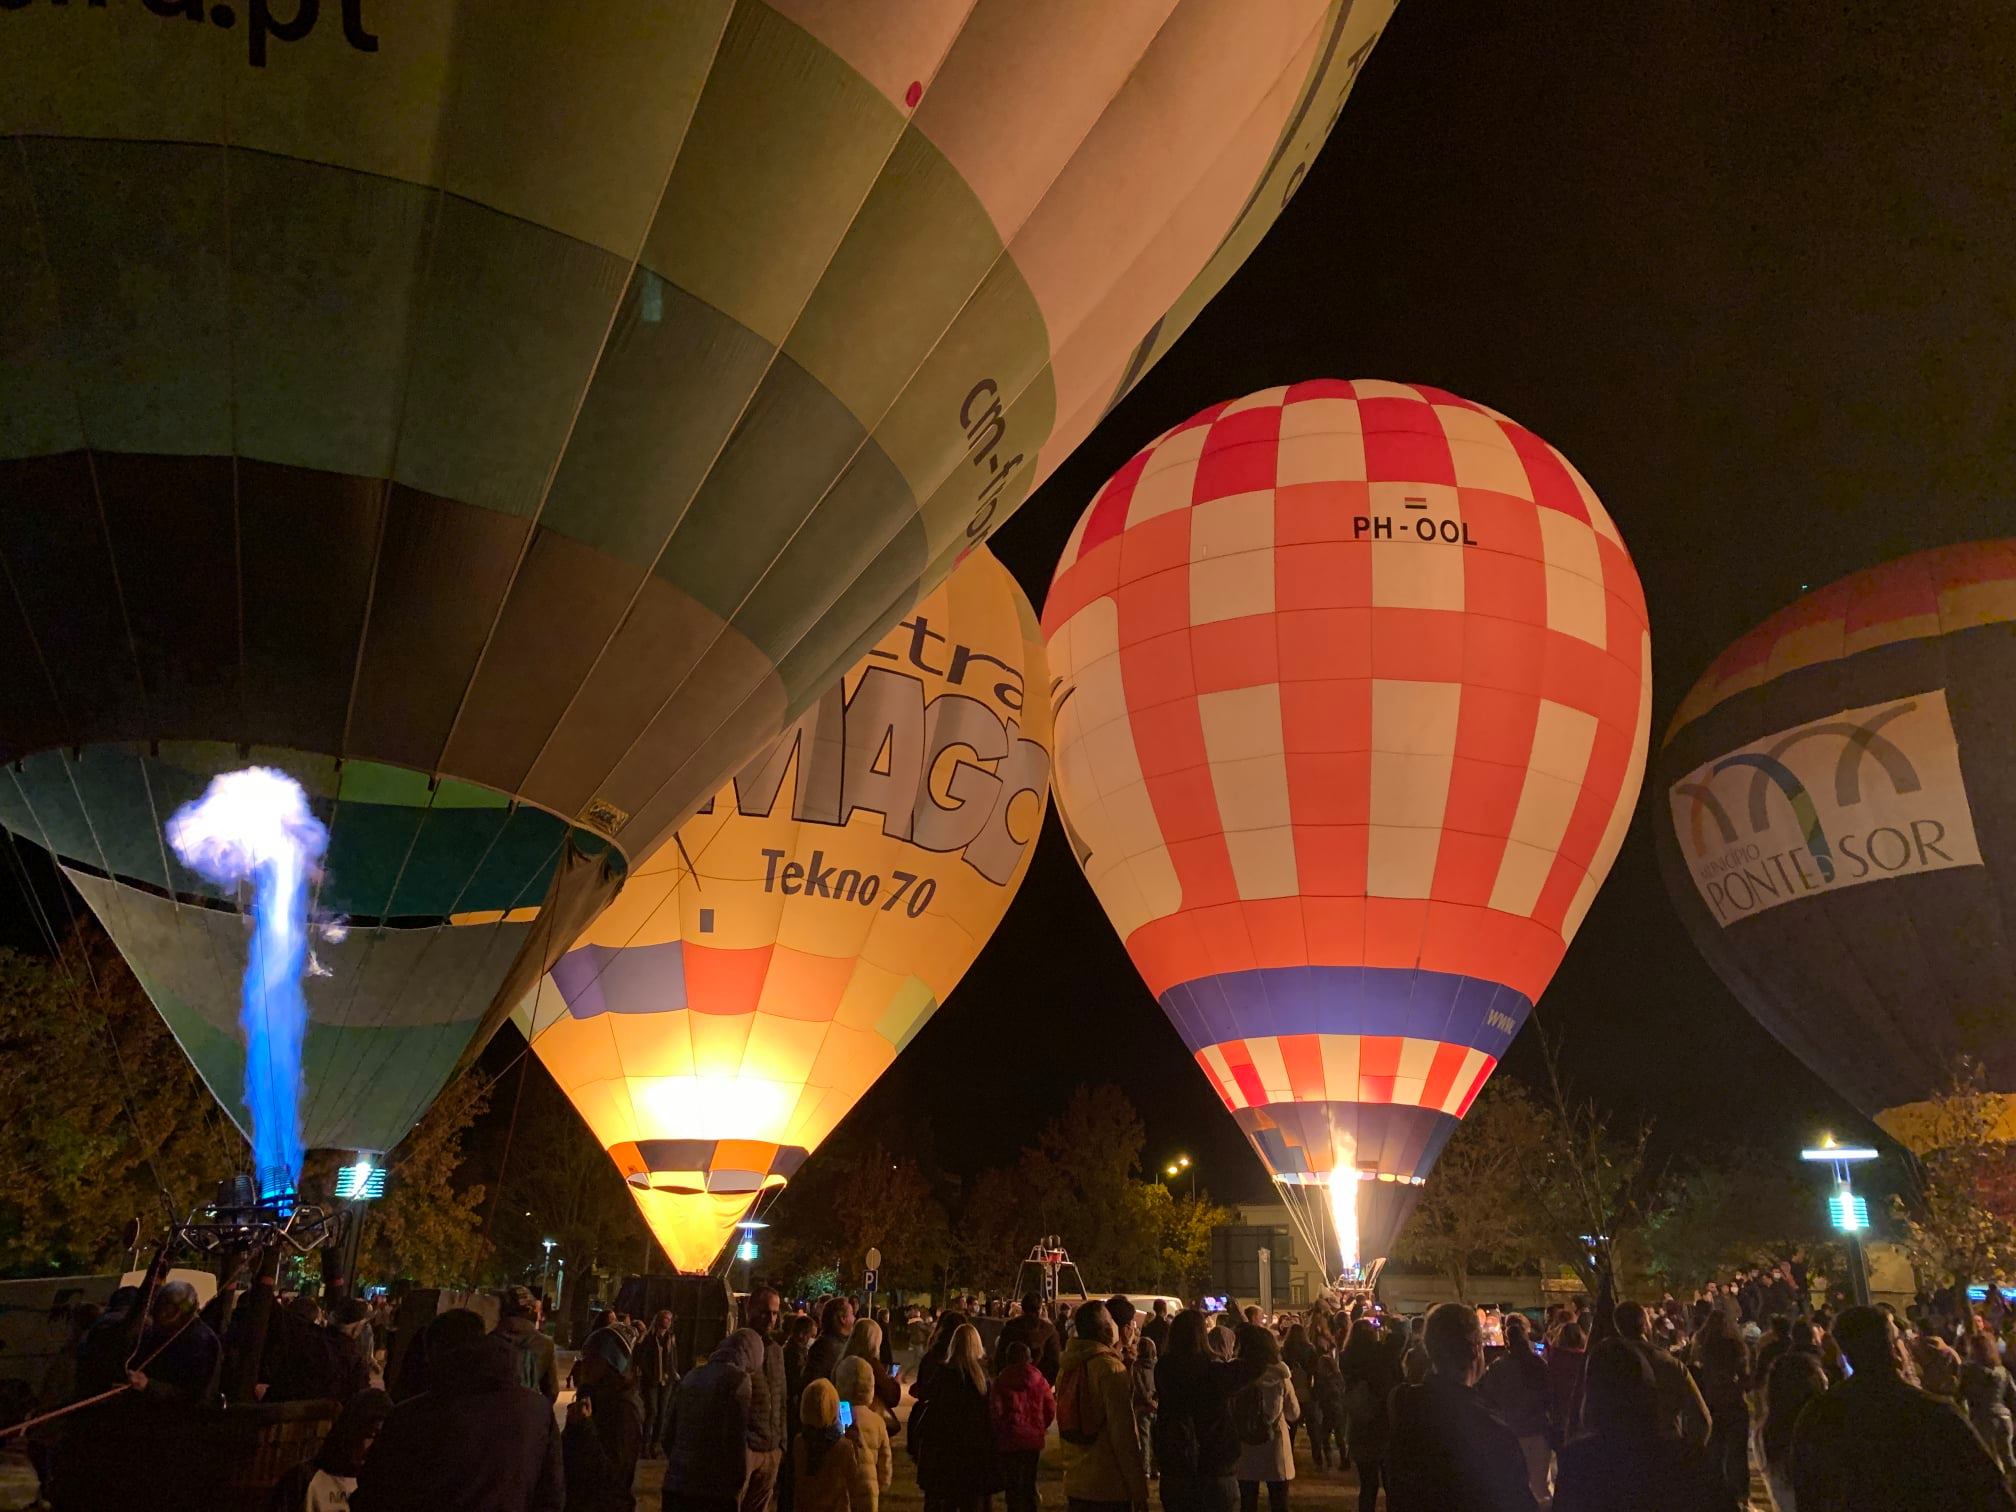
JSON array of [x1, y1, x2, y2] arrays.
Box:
[[1157, 964, 1531, 1060], [552, 939, 689, 1018]]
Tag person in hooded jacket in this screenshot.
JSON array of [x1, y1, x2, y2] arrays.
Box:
[[1551, 1340, 1724, 1512], [1338, 1321, 1404, 1512], [1386, 1302, 1537, 1512], [1058, 1301, 1150, 1510], [1154, 1309, 1269, 1512], [664, 1329, 762, 1512], [1480, 1313, 1553, 1509], [351, 1310, 563, 1512], [996, 1293, 1064, 1385], [496, 1286, 561, 1401], [836, 1357, 895, 1498], [792, 1379, 877, 1512], [1230, 1323, 1299, 1512], [914, 1323, 1000, 1512], [566, 1325, 647, 1512], [990, 1340, 1055, 1512]]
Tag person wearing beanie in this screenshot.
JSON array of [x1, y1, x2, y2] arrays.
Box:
[[834, 1357, 894, 1496], [791, 1378, 876, 1512]]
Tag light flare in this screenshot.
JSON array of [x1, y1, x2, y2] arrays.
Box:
[[166, 767, 329, 1199], [1327, 1171, 1362, 1277]]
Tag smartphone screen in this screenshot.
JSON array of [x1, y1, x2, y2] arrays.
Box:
[[888, 1363, 902, 1378], [838, 1399, 854, 1430]]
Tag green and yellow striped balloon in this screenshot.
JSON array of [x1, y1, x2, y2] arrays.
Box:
[[0, 0, 1397, 1157]]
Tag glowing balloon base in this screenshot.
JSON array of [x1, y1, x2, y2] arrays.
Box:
[[1274, 1170, 1425, 1287]]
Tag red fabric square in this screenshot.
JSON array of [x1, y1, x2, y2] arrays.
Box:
[[1127, 913, 1214, 998], [1285, 378, 1359, 404], [1077, 449, 1150, 559], [1465, 551, 1549, 628], [1453, 684, 1540, 767], [1541, 631, 1615, 724], [1114, 568, 1192, 646], [1291, 823, 1369, 894], [1357, 1075, 1397, 1105], [1420, 1041, 1471, 1113], [1193, 407, 1282, 504], [1841, 561, 1932, 640], [1119, 630, 1195, 711], [1191, 614, 1279, 693], [683, 944, 774, 1017], [1503, 424, 1588, 522], [1275, 481, 1370, 544], [1360, 400, 1456, 486], [1359, 1034, 1405, 1078], [1458, 488, 1545, 561], [1286, 754, 1372, 825], [1300, 896, 1367, 966], [1278, 1032, 1327, 1101], [1145, 766, 1223, 843], [1041, 540, 1120, 637], [1428, 828, 1509, 908], [1279, 677, 1371, 753], [1196, 902, 1258, 976], [1463, 615, 1547, 694], [1278, 609, 1372, 682], [1363, 898, 1429, 968], [1165, 835, 1238, 910], [1440, 754, 1528, 838], [1125, 699, 1209, 778], [1117, 507, 1193, 583], [1244, 897, 1310, 969], [1370, 608, 1465, 682]]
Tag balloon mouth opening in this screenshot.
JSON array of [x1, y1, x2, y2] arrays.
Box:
[[626, 1171, 790, 1196]]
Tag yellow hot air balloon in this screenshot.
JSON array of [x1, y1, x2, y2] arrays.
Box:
[[516, 549, 1050, 1270]]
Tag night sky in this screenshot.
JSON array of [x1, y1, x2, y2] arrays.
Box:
[[811, 0, 2016, 1201]]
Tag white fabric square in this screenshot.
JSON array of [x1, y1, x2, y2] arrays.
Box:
[[1371, 679, 1462, 755], [1199, 683, 1286, 763], [1223, 825, 1300, 899], [1442, 1048, 1488, 1113], [1126, 455, 1201, 526], [1350, 379, 1425, 402], [1083, 715, 1147, 798], [1487, 837, 1556, 917], [1320, 1035, 1362, 1099], [1529, 699, 1600, 784], [1367, 823, 1441, 899], [1545, 563, 1608, 648], [1372, 539, 1463, 610], [1370, 751, 1454, 827], [1189, 548, 1274, 625], [1398, 1037, 1438, 1080], [1190, 491, 1275, 561], [1219, 386, 1290, 415], [1211, 754, 1293, 830], [1439, 405, 1533, 499], [1280, 396, 1365, 439], [1278, 428, 1366, 486], [1506, 769, 1582, 852]]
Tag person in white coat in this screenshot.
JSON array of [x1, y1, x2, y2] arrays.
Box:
[[1231, 1321, 1301, 1512]]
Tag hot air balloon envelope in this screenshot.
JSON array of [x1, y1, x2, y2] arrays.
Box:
[[1, 0, 1392, 1157], [1654, 542, 2016, 1150], [1044, 381, 1651, 1272], [517, 549, 1050, 1271]]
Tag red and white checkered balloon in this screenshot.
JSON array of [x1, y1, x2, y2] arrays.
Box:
[[1042, 380, 1652, 1268]]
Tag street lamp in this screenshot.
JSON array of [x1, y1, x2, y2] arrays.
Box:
[[1801, 1136, 1879, 1306], [1163, 1154, 1196, 1199], [540, 1237, 556, 1315], [736, 1220, 768, 1298]]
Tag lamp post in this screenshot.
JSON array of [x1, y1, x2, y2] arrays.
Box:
[[1801, 1136, 1879, 1307], [1163, 1154, 1195, 1200], [540, 1237, 556, 1312], [735, 1220, 768, 1299]]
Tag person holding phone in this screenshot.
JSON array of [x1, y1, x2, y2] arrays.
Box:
[[791, 1378, 876, 1512], [835, 1357, 895, 1497]]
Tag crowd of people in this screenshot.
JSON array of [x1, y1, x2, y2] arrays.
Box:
[[23, 1264, 2016, 1512]]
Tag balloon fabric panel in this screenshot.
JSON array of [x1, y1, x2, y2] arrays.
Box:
[[1045, 380, 1651, 1266], [518, 549, 1051, 1272]]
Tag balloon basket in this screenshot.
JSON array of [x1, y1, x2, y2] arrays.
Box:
[[170, 1173, 336, 1260]]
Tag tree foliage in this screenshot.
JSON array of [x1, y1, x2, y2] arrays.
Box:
[[336, 1068, 493, 1288], [1528, 1027, 1658, 1293], [1393, 1076, 1552, 1298], [1893, 1058, 2016, 1287], [0, 927, 243, 1274], [1643, 1150, 1824, 1292]]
